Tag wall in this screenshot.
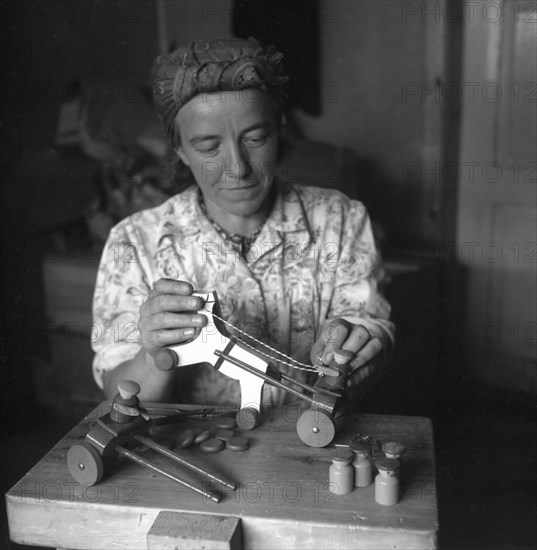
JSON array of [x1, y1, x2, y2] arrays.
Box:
[[2, 0, 158, 147], [295, 1, 425, 183], [294, 0, 453, 248], [0, 0, 159, 431]]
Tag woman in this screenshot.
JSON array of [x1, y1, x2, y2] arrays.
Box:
[[92, 38, 394, 408]]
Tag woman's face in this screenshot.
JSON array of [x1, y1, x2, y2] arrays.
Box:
[[175, 88, 279, 220]]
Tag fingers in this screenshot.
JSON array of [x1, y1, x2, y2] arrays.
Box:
[[147, 312, 208, 330], [144, 326, 203, 351], [144, 279, 207, 316], [318, 319, 353, 364], [347, 337, 383, 387], [144, 293, 205, 315], [139, 279, 208, 356], [341, 325, 372, 355], [310, 319, 385, 389], [311, 321, 372, 366], [349, 335, 383, 369], [151, 278, 194, 296], [347, 362, 376, 387]]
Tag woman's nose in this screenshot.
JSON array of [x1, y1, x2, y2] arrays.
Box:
[[223, 143, 251, 182]]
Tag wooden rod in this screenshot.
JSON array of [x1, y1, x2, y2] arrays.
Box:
[[214, 351, 316, 405], [116, 446, 221, 503], [134, 435, 236, 491]]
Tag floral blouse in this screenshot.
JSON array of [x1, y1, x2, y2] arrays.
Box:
[[92, 182, 394, 405]]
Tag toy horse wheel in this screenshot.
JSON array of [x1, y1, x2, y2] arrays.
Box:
[[67, 443, 104, 485], [296, 408, 336, 448]]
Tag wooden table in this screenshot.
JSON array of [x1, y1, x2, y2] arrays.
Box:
[[5, 403, 438, 549]]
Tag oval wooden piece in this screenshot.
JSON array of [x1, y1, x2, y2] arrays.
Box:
[[226, 436, 250, 452], [175, 429, 196, 449], [200, 438, 225, 453], [67, 443, 104, 486], [193, 429, 212, 445], [214, 429, 235, 441], [296, 409, 336, 448]]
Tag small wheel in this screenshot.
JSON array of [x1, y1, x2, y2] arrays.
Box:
[[296, 409, 335, 447], [67, 443, 104, 486]]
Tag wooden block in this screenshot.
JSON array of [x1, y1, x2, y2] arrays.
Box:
[[147, 511, 242, 550]]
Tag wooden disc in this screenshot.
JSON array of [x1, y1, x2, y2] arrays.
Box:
[[200, 438, 225, 453], [193, 429, 212, 445], [215, 417, 237, 430], [226, 436, 250, 452], [236, 407, 260, 431], [296, 409, 335, 448], [175, 429, 196, 449], [67, 443, 104, 486]]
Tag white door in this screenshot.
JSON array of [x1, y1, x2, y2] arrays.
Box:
[[457, 0, 537, 393]]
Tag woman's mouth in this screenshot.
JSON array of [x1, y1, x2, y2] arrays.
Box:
[[223, 181, 260, 192]]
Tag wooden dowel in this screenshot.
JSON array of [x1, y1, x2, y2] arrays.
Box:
[[134, 435, 236, 491], [116, 446, 221, 503], [214, 351, 316, 405], [279, 373, 315, 393]]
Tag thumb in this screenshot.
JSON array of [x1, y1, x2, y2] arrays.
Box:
[[311, 319, 352, 365]]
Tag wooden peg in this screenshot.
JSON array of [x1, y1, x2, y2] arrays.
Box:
[[111, 379, 144, 424], [117, 379, 140, 399], [323, 348, 353, 390]]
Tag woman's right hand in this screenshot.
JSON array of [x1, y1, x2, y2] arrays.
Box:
[[138, 279, 208, 357]]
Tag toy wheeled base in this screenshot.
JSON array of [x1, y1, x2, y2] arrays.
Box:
[[296, 408, 336, 447], [67, 443, 104, 485]]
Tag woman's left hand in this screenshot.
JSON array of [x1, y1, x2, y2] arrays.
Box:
[[310, 319, 384, 388]]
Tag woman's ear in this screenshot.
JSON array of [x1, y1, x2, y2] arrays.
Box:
[[176, 146, 190, 167]]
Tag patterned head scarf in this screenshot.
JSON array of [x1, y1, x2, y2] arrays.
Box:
[[152, 37, 289, 146]]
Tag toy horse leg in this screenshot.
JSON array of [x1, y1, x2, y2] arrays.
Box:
[[217, 343, 268, 430]]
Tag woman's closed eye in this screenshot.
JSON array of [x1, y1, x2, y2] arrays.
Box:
[[195, 141, 220, 155], [243, 132, 269, 147]]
